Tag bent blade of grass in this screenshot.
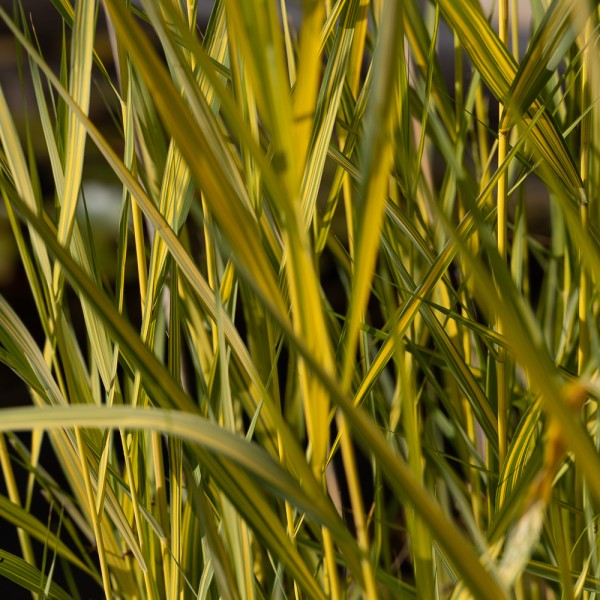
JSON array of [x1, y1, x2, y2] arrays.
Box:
[[4, 8, 342, 592], [10, 153, 501, 600], [0, 10, 310, 472], [5, 195, 367, 575], [135, 9, 342, 472], [164, 0, 344, 478], [0, 404, 335, 599], [6, 115, 332, 536], [8, 181, 512, 595], [150, 0, 340, 477]]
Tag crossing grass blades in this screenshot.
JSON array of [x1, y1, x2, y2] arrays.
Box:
[[0, 0, 599, 598]]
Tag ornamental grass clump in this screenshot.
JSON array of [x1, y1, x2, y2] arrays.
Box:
[[0, 0, 599, 598]]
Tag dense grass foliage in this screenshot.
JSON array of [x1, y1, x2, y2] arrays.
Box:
[[0, 0, 599, 598]]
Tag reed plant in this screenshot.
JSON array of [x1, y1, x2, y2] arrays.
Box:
[[0, 0, 599, 598]]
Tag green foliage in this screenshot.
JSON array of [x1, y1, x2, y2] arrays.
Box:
[[0, 0, 599, 598]]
